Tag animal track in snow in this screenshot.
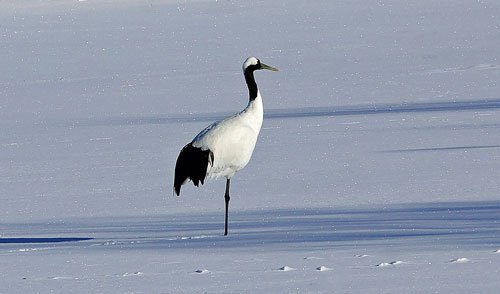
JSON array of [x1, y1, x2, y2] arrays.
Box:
[[105, 271, 144, 278], [122, 271, 144, 277], [278, 266, 295, 271], [98, 240, 117, 246], [169, 235, 210, 241], [449, 258, 470, 263], [355, 254, 370, 258], [316, 266, 332, 271], [340, 121, 361, 125], [47, 276, 78, 280], [180, 235, 209, 240], [92, 240, 146, 247], [10, 247, 53, 253], [303, 256, 323, 260], [376, 261, 404, 267]]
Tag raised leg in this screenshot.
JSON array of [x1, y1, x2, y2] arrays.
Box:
[[224, 178, 230, 236]]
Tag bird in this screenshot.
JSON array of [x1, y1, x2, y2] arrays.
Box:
[[173, 56, 278, 236]]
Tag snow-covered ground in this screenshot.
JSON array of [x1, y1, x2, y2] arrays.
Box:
[[1, 0, 500, 293]]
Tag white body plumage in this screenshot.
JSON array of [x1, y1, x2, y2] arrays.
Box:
[[192, 92, 263, 180]]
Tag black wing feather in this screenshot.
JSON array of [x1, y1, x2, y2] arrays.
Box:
[[173, 143, 213, 196]]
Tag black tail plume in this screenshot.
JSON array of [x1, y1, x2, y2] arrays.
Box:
[[173, 143, 213, 196]]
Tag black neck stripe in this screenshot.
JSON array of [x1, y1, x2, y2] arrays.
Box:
[[244, 65, 259, 101]]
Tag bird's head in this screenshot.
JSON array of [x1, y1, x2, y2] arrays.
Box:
[[243, 57, 279, 73]]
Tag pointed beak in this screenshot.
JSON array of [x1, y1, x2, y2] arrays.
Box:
[[260, 63, 279, 72]]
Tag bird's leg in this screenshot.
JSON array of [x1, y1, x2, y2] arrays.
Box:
[[224, 178, 231, 236]]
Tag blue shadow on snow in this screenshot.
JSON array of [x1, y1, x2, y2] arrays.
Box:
[[2, 201, 498, 251], [0, 237, 93, 244], [66, 98, 500, 127], [5, 200, 496, 251]]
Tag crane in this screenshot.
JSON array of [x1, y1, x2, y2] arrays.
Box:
[[174, 57, 278, 235]]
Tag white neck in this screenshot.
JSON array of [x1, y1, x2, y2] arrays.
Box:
[[241, 90, 264, 132]]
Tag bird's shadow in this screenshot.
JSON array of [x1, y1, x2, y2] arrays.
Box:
[[2, 200, 499, 251], [61, 98, 500, 127]]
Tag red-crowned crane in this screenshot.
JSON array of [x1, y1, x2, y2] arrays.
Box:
[[173, 57, 278, 235]]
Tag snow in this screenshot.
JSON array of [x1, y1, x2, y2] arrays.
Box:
[[278, 266, 295, 272], [449, 258, 471, 264], [315, 265, 332, 271], [1, 0, 500, 293], [376, 260, 405, 267]]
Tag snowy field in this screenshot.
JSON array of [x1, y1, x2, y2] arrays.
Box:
[[1, 0, 500, 293]]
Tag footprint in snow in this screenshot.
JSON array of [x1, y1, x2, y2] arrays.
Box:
[[47, 276, 78, 280], [278, 266, 295, 272], [13, 247, 52, 253], [376, 261, 404, 267], [95, 240, 117, 246], [122, 271, 143, 277], [169, 235, 210, 241], [355, 254, 370, 258], [303, 256, 323, 260], [449, 258, 470, 263], [106, 271, 144, 278], [316, 266, 332, 271]]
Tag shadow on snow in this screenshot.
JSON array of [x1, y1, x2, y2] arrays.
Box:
[[67, 98, 500, 127], [2, 201, 499, 251], [0, 237, 93, 244], [155, 200, 500, 250], [381, 145, 500, 153]]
